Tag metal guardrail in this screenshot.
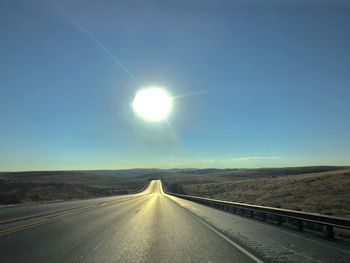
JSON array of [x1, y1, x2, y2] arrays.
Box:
[[166, 191, 350, 240]]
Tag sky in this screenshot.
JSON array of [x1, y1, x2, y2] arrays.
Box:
[[1, 0, 350, 171]]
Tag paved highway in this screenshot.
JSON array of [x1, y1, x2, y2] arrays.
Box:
[[0, 180, 349, 262]]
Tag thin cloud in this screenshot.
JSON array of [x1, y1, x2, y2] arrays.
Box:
[[195, 156, 278, 163], [234, 156, 278, 161]]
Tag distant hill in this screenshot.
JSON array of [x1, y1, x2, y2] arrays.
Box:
[[1, 166, 348, 208], [77, 169, 164, 177]]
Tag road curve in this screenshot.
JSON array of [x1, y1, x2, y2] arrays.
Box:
[[0, 180, 259, 263]]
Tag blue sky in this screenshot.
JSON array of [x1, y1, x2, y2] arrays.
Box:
[[1, 0, 349, 171]]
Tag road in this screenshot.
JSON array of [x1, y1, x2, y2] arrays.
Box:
[[0, 180, 349, 262]]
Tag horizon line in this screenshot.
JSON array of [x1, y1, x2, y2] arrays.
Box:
[[0, 165, 349, 173]]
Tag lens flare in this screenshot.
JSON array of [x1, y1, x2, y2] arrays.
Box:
[[132, 87, 173, 121]]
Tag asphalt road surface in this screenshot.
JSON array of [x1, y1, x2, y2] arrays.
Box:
[[0, 180, 349, 263]]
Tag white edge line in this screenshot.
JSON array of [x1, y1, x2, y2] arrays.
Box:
[[158, 181, 263, 262], [161, 191, 264, 262], [183, 203, 265, 263]]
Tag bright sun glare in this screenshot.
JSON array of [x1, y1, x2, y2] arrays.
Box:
[[132, 87, 173, 122]]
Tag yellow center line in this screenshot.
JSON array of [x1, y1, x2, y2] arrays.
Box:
[[0, 194, 146, 225], [0, 204, 94, 224], [0, 194, 149, 237]]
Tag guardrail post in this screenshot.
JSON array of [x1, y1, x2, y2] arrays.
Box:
[[250, 210, 254, 218], [297, 220, 303, 231], [277, 216, 283, 225], [326, 225, 334, 239], [261, 213, 266, 221]]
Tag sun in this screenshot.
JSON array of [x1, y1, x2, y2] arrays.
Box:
[[132, 87, 173, 121]]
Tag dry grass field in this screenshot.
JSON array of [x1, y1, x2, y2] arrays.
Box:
[[184, 169, 350, 217], [0, 170, 149, 206], [162, 167, 350, 218]]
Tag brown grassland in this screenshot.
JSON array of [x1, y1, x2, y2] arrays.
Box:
[[162, 166, 350, 218], [0, 170, 148, 206]]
